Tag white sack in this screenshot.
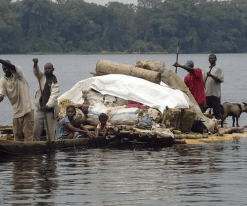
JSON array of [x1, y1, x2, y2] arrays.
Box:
[[91, 74, 189, 113], [109, 107, 140, 125], [87, 102, 108, 125], [86, 89, 104, 104], [87, 103, 140, 126]]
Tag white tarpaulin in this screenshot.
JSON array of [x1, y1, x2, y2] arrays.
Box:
[[58, 74, 190, 113], [58, 77, 95, 104]]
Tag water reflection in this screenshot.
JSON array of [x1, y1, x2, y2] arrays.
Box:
[[170, 144, 225, 175], [11, 153, 58, 205], [0, 140, 246, 205], [12, 156, 35, 198]]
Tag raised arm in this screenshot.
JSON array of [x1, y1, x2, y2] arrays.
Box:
[[0, 59, 15, 70], [33, 58, 43, 79], [33, 58, 38, 68], [173, 62, 194, 73], [0, 59, 16, 75]]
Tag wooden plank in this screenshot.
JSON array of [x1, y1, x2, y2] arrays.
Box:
[[0, 125, 13, 134]]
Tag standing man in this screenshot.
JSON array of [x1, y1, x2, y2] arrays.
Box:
[[204, 54, 224, 119], [33, 58, 60, 141], [0, 59, 34, 141], [173, 60, 206, 112]]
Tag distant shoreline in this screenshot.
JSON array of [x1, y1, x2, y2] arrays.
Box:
[[1, 51, 245, 55]]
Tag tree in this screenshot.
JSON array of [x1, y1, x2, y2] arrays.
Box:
[[0, 0, 21, 53], [20, 0, 62, 53]]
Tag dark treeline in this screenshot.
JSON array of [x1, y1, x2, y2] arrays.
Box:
[[1, 0, 247, 54]]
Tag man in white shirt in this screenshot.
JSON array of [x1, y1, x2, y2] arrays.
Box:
[[0, 59, 34, 141], [204, 54, 224, 119]]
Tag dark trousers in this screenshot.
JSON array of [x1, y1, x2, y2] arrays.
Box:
[[206, 96, 221, 119]]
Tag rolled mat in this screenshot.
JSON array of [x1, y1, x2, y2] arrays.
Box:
[[96, 59, 161, 84]]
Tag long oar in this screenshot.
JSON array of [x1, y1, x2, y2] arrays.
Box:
[[175, 41, 180, 73], [37, 76, 51, 143]]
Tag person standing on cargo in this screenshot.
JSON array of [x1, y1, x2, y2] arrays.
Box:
[[204, 54, 224, 119], [33, 58, 60, 141], [0, 59, 34, 141], [173, 60, 206, 112]]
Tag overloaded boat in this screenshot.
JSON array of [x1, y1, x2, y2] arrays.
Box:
[[0, 59, 246, 155]]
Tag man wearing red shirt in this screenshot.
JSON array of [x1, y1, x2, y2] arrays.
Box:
[[173, 60, 206, 112]]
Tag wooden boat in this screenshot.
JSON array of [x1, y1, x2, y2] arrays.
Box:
[[1, 59, 247, 154], [0, 125, 175, 155], [0, 137, 106, 155], [1, 124, 246, 155]]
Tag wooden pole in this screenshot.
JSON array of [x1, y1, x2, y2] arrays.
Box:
[[37, 75, 51, 143], [204, 65, 213, 86], [175, 41, 179, 73]]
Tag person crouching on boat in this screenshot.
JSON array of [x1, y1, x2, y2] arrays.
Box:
[[95, 113, 113, 137], [55, 105, 92, 140], [0, 59, 34, 142], [33, 58, 60, 141]]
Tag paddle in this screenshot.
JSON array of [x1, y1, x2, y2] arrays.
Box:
[[33, 59, 51, 143], [175, 41, 180, 73]]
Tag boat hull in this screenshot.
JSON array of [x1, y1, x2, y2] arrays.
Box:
[[0, 137, 108, 155]]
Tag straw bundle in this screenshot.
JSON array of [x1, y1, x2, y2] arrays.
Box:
[[96, 59, 161, 84], [58, 99, 86, 123]]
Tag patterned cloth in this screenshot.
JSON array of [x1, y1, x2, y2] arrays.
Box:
[[126, 100, 149, 110], [55, 115, 78, 139]]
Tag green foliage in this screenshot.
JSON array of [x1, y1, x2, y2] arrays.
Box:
[[0, 0, 21, 53], [0, 0, 247, 53], [128, 40, 164, 53]]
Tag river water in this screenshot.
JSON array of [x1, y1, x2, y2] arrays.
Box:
[[0, 53, 247, 205]]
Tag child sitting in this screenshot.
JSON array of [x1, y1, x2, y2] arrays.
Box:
[[55, 105, 92, 140], [95, 113, 112, 137]]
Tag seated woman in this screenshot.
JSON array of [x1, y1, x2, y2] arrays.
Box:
[[55, 105, 92, 140], [95, 113, 113, 137]]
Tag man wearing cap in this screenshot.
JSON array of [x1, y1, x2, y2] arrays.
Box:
[[204, 54, 224, 120], [173, 60, 206, 112]]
